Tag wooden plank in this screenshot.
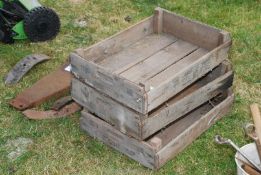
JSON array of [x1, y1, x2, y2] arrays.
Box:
[[80, 111, 156, 169], [80, 93, 234, 169], [120, 39, 198, 83], [143, 70, 233, 139], [161, 8, 225, 50], [99, 33, 177, 72], [71, 78, 143, 138], [146, 40, 231, 112], [70, 53, 147, 113], [74, 16, 154, 63], [153, 7, 163, 33], [154, 93, 234, 169]]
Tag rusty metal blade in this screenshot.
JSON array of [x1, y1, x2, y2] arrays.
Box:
[[22, 102, 82, 120], [10, 65, 72, 110], [4, 54, 50, 85]]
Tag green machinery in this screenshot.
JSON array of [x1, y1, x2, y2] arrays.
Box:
[[0, 0, 60, 43]]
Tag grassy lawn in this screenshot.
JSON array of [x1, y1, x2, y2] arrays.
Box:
[[0, 0, 260, 174]]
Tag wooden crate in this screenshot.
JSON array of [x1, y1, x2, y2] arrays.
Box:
[[72, 60, 233, 140], [80, 91, 234, 169], [70, 7, 232, 114]]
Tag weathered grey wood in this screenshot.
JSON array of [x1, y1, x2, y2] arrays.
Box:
[[80, 110, 156, 169], [146, 40, 231, 112], [120, 39, 198, 83], [72, 61, 233, 140], [153, 7, 163, 33], [155, 93, 234, 169], [70, 53, 147, 113], [80, 93, 234, 169], [99, 33, 177, 72], [161, 8, 230, 50], [75, 16, 154, 63], [72, 78, 143, 138]]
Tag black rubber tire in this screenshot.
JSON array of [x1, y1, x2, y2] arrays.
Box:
[[23, 6, 60, 42]]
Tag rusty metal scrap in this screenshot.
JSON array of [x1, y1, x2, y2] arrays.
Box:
[[10, 65, 72, 110], [51, 96, 73, 111], [4, 54, 50, 85], [22, 102, 82, 120]]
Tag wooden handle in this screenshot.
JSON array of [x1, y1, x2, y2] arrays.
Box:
[[250, 104, 261, 141], [242, 164, 261, 175]]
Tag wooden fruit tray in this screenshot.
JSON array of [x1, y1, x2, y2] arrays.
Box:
[[70, 7, 232, 114], [80, 91, 234, 169]]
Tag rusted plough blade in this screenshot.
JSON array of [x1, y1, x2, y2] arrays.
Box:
[[22, 102, 82, 120], [10, 66, 72, 110]]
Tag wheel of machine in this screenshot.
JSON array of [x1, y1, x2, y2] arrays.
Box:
[[23, 7, 60, 42]]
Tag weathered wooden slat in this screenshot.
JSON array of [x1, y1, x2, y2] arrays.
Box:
[[120, 40, 198, 83], [75, 16, 154, 62], [162, 8, 224, 50], [70, 53, 147, 113], [99, 33, 177, 72], [146, 40, 231, 112], [155, 93, 234, 169], [80, 110, 156, 169], [72, 61, 233, 140], [80, 93, 234, 169]]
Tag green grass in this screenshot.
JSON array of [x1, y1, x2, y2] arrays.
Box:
[[0, 0, 260, 174]]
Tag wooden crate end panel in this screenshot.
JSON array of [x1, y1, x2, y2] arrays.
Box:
[[219, 30, 232, 44], [70, 53, 147, 114], [71, 78, 144, 139], [156, 93, 234, 168], [80, 111, 156, 169], [161, 8, 222, 50]]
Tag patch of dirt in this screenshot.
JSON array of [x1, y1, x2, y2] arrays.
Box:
[[5, 137, 33, 161]]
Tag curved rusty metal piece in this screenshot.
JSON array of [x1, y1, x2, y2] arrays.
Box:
[[22, 102, 82, 120], [4, 54, 50, 85]]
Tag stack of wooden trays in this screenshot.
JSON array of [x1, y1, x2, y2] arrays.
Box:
[[70, 7, 234, 169]]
